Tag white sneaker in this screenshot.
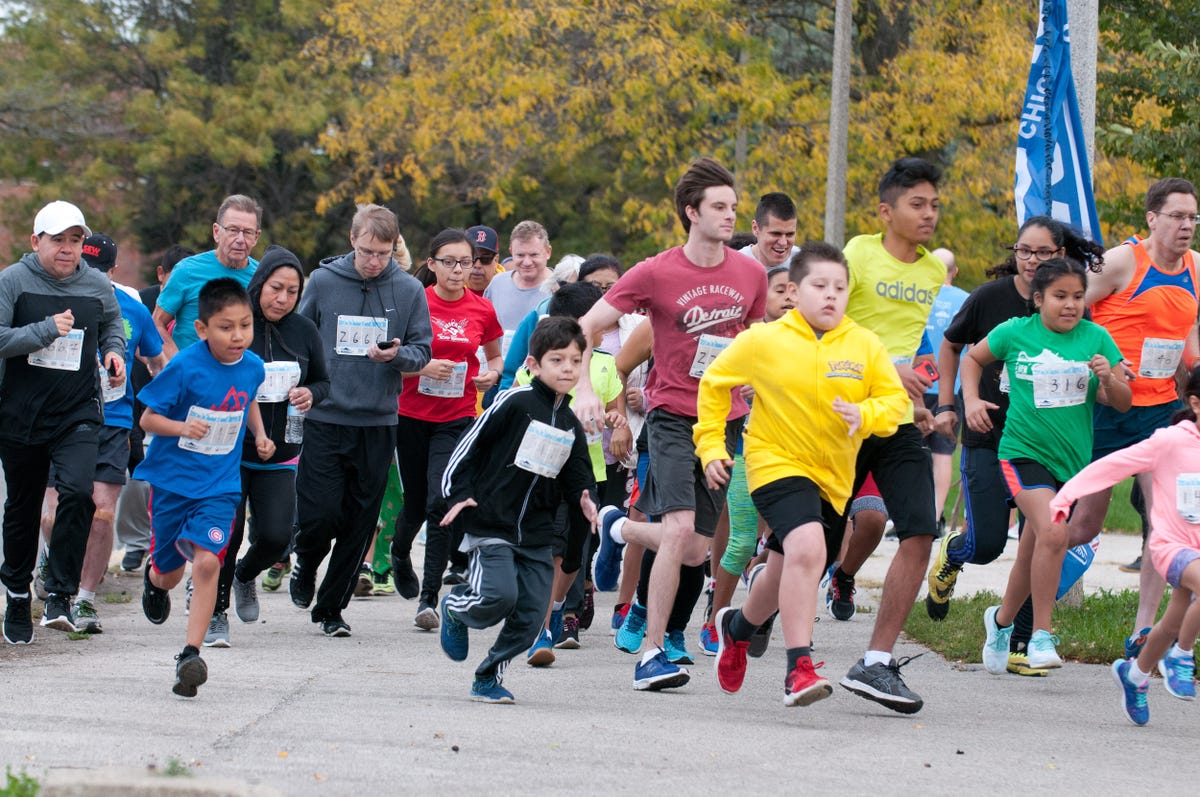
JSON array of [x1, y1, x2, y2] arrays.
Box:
[[982, 606, 1012, 674], [1027, 629, 1063, 669]]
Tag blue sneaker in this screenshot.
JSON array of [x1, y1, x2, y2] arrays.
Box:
[[594, 505, 626, 592], [664, 630, 694, 665], [699, 622, 719, 656], [611, 602, 630, 636], [439, 595, 468, 662], [1111, 658, 1149, 726], [470, 677, 515, 704], [1124, 627, 1152, 660], [615, 601, 647, 654], [548, 607, 564, 646], [1158, 648, 1196, 701], [633, 648, 690, 691], [527, 628, 555, 667], [982, 606, 1012, 674]]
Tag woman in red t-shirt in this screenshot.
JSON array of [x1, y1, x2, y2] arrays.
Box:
[[391, 229, 504, 630]]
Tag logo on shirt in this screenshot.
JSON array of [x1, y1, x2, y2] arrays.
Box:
[[875, 280, 935, 306], [207, 527, 225, 544], [214, 386, 250, 412], [432, 317, 470, 343], [826, 359, 865, 380], [677, 303, 746, 336]]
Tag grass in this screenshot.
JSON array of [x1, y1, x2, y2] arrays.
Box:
[[101, 591, 133, 604], [902, 588, 1173, 665], [1, 767, 39, 797]]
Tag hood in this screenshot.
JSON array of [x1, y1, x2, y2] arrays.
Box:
[[19, 251, 87, 285], [248, 244, 306, 321], [316, 251, 400, 283], [778, 306, 855, 342]]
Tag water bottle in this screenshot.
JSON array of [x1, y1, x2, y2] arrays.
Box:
[[1056, 537, 1100, 600], [285, 405, 305, 444]]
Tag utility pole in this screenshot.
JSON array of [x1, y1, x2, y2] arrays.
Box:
[[824, 0, 852, 246], [1067, 0, 1099, 167]]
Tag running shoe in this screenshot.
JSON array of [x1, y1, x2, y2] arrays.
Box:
[[982, 606, 1012, 675], [261, 562, 286, 592], [371, 570, 396, 596], [549, 608, 564, 647], [414, 601, 439, 631], [33, 552, 49, 601], [203, 612, 231, 648], [615, 601, 647, 654], [610, 602, 630, 636], [594, 505, 626, 592], [633, 648, 689, 691], [442, 565, 467, 586], [527, 628, 555, 667], [353, 564, 373, 598], [664, 630, 693, 665], [1117, 555, 1142, 574], [289, 558, 315, 609], [1111, 658, 1149, 726], [714, 607, 750, 694], [40, 594, 76, 632], [839, 655, 924, 714], [142, 562, 170, 624], [1027, 629, 1063, 669], [580, 583, 595, 630], [321, 614, 352, 637], [1158, 648, 1196, 700], [555, 615, 581, 650], [925, 529, 963, 621], [784, 655, 832, 707], [1124, 626, 1152, 660], [232, 568, 260, 623], [1006, 652, 1049, 677], [73, 598, 102, 634], [439, 595, 468, 661], [392, 556, 420, 599], [744, 562, 774, 658], [823, 563, 855, 621], [173, 648, 208, 698], [470, 677, 515, 704], [121, 548, 146, 573], [699, 622, 719, 657], [3, 592, 33, 644]]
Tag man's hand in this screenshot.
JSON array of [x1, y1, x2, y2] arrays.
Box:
[[704, 458, 733, 490], [367, 339, 401, 362], [102, 352, 125, 388], [442, 497, 478, 526], [932, 408, 958, 438], [572, 388, 605, 436], [895, 361, 932, 401], [52, 309, 74, 336], [625, 385, 645, 414]]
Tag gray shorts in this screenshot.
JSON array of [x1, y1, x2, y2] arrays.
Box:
[[634, 408, 738, 538], [1167, 548, 1200, 589]]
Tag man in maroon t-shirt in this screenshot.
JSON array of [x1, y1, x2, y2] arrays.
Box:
[[575, 158, 766, 691]]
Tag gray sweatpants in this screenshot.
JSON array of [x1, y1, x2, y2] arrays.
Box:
[[114, 478, 151, 554], [445, 543, 554, 683]]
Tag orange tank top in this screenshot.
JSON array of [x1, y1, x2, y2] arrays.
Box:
[[1090, 237, 1198, 406]]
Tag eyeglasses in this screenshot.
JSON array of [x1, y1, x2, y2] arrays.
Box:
[[1154, 211, 1200, 225], [1009, 245, 1062, 262], [584, 279, 616, 293], [217, 223, 260, 240], [355, 247, 393, 263], [433, 257, 474, 270], [473, 252, 496, 266]]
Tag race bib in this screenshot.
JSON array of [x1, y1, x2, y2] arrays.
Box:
[[1177, 473, 1200, 523], [499, 329, 516, 358], [998, 365, 1010, 394], [1030, 362, 1089, 408], [514, 420, 575, 478], [177, 406, 244, 456], [418, 362, 468, 398], [28, 328, 84, 371], [689, 334, 732, 379], [1139, 338, 1184, 379], [99, 358, 124, 404], [335, 315, 387, 356], [256, 361, 302, 402]]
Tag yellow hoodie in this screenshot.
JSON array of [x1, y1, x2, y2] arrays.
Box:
[[694, 308, 907, 512]]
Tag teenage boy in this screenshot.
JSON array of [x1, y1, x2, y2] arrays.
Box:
[[575, 158, 767, 691], [438, 317, 598, 703], [136, 278, 273, 697], [697, 242, 908, 707], [739, 192, 801, 268]]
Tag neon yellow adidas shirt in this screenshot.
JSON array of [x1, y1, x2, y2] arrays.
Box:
[[694, 309, 908, 512]]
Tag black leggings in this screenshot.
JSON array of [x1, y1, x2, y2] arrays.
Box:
[[216, 466, 296, 613], [635, 549, 706, 634]]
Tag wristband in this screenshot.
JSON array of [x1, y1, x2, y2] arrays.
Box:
[[935, 404, 956, 415]]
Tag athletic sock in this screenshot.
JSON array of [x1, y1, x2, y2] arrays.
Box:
[[551, 599, 564, 612], [1172, 643, 1192, 659], [1128, 660, 1151, 686], [728, 609, 756, 642], [640, 646, 664, 665], [609, 516, 626, 544], [864, 649, 892, 667], [76, 588, 96, 603], [786, 646, 812, 673]]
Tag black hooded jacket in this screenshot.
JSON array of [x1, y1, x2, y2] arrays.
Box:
[[242, 245, 330, 464]]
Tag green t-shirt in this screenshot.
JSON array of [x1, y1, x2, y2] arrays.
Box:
[[515, 350, 622, 482], [988, 315, 1123, 482]]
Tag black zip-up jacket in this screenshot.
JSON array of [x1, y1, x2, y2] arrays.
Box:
[[441, 377, 596, 550]]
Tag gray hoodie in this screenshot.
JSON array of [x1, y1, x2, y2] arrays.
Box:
[[298, 252, 431, 426], [0, 252, 125, 443]]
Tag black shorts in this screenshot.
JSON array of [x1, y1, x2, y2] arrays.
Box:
[[634, 408, 739, 538], [47, 425, 130, 487], [999, 457, 1063, 507], [844, 423, 936, 541], [751, 477, 841, 564], [922, 394, 961, 455]]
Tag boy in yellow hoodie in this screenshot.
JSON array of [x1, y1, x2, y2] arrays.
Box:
[[694, 241, 907, 708]]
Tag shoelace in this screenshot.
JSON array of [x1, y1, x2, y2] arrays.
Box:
[[933, 557, 961, 582], [831, 573, 855, 600], [1031, 634, 1060, 652], [889, 652, 925, 673], [1171, 656, 1195, 682]]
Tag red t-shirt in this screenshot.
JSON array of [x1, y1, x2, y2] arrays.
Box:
[[605, 246, 767, 418], [399, 287, 503, 423]]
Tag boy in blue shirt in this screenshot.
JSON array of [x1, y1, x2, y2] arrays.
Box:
[[135, 278, 273, 697]]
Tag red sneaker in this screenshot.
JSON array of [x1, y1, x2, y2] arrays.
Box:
[[714, 607, 750, 694], [784, 655, 832, 707]]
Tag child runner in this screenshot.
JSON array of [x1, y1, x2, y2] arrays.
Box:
[[698, 243, 908, 707], [969, 258, 1131, 673], [437, 317, 598, 703], [136, 278, 273, 697], [1049, 366, 1200, 725]]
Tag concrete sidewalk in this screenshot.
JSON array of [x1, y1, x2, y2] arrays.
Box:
[[2, 530, 1191, 795]]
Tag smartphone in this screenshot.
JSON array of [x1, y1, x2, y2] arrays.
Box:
[[377, 340, 396, 350], [914, 359, 939, 382], [107, 360, 119, 377]]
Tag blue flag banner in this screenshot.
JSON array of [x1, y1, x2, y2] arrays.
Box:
[[1014, 0, 1103, 245]]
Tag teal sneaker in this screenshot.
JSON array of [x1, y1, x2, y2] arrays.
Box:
[[1124, 626, 1152, 660], [439, 595, 468, 661], [1027, 629, 1062, 669], [470, 677, 515, 704], [1158, 648, 1196, 700], [664, 630, 694, 665], [615, 601, 647, 654], [982, 606, 1012, 674]]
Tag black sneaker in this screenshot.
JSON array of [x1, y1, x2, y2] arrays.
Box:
[[839, 655, 924, 714], [41, 593, 77, 632], [142, 562, 171, 624], [392, 556, 420, 600], [121, 548, 146, 572], [353, 564, 373, 598], [322, 614, 352, 637], [289, 558, 315, 609], [3, 592, 34, 644], [825, 565, 856, 621], [173, 647, 208, 697], [443, 565, 467, 586]]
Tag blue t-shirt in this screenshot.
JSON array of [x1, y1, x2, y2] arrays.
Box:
[[924, 284, 969, 394], [157, 251, 258, 351], [134, 342, 266, 499], [103, 289, 163, 430]]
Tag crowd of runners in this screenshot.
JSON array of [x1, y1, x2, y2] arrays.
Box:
[[2, 156, 1198, 727]]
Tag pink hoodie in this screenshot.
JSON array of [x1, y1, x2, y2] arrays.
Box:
[[1050, 420, 1200, 580]]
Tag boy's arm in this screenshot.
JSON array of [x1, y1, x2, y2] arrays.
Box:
[[140, 406, 206, 440], [853, 344, 910, 438], [245, 401, 276, 460]]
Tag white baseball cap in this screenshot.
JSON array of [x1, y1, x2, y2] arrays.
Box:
[[33, 201, 92, 237]]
